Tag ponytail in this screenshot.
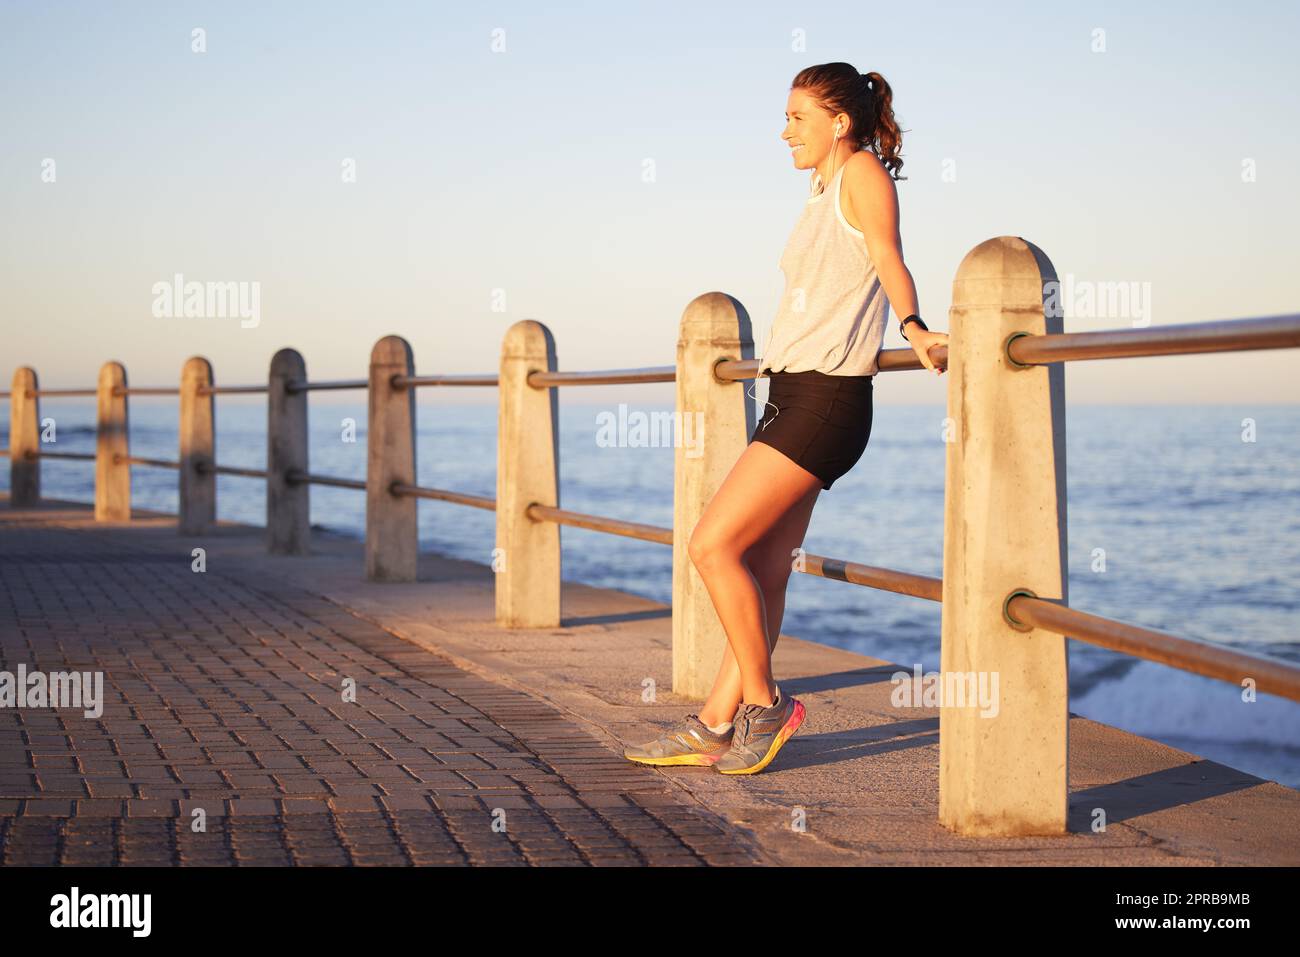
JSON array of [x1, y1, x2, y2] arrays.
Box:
[[859, 71, 905, 180]]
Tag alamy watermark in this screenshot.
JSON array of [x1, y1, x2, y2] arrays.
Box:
[[595, 404, 705, 458], [891, 664, 1000, 718], [1045, 273, 1152, 327], [151, 273, 260, 328], [50, 887, 150, 937], [0, 666, 104, 719]]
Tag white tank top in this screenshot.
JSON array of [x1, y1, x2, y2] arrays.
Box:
[[757, 161, 891, 377]]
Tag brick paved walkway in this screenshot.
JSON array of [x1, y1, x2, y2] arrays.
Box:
[[0, 516, 763, 866]]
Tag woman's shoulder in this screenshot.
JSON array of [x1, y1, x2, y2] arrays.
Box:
[[840, 149, 897, 229], [843, 148, 892, 187]]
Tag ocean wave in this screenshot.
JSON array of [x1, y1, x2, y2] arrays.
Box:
[[1072, 658, 1299, 750]]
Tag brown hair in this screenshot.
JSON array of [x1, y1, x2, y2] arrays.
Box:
[[791, 62, 906, 180]]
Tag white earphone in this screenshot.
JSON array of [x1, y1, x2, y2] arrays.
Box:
[[747, 378, 780, 430], [813, 120, 844, 197]]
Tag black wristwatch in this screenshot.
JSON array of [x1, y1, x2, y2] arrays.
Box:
[[900, 314, 928, 339]]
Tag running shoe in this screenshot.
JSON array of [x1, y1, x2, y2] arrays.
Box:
[[714, 691, 806, 774], [623, 713, 734, 767]]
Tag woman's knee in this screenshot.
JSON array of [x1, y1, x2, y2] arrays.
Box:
[[688, 527, 736, 572], [686, 527, 714, 569]]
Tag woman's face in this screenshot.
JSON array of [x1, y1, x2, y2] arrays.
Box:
[[781, 88, 838, 170]]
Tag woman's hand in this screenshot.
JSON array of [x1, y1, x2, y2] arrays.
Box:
[[908, 328, 949, 375]]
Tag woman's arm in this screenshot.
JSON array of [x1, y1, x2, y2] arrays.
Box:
[[842, 151, 948, 374]]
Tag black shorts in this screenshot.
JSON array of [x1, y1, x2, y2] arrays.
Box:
[[747, 370, 874, 490]]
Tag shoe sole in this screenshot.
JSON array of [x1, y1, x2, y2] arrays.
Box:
[[716, 700, 806, 775], [624, 751, 725, 767]]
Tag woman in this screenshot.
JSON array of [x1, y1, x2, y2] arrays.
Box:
[[625, 63, 947, 775]]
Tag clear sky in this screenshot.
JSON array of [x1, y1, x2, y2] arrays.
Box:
[[2, 0, 1297, 405]]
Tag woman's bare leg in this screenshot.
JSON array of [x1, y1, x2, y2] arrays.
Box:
[[696, 482, 820, 728], [687, 440, 824, 712]]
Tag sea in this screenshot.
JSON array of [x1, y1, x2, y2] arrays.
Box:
[[4, 397, 1298, 790]]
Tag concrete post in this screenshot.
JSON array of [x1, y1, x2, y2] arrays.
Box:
[[495, 320, 561, 627], [672, 292, 754, 698], [939, 236, 1069, 836], [179, 357, 216, 535], [95, 361, 130, 522], [365, 336, 417, 582], [9, 367, 39, 506], [268, 349, 309, 555]]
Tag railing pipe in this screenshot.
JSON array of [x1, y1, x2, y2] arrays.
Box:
[[289, 469, 365, 491], [392, 481, 494, 511], [1008, 594, 1300, 702], [1006, 313, 1300, 365], [286, 378, 367, 393]]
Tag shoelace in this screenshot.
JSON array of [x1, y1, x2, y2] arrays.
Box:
[[732, 706, 761, 747]]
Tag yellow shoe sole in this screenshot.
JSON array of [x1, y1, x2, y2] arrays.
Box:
[[624, 752, 723, 767]]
